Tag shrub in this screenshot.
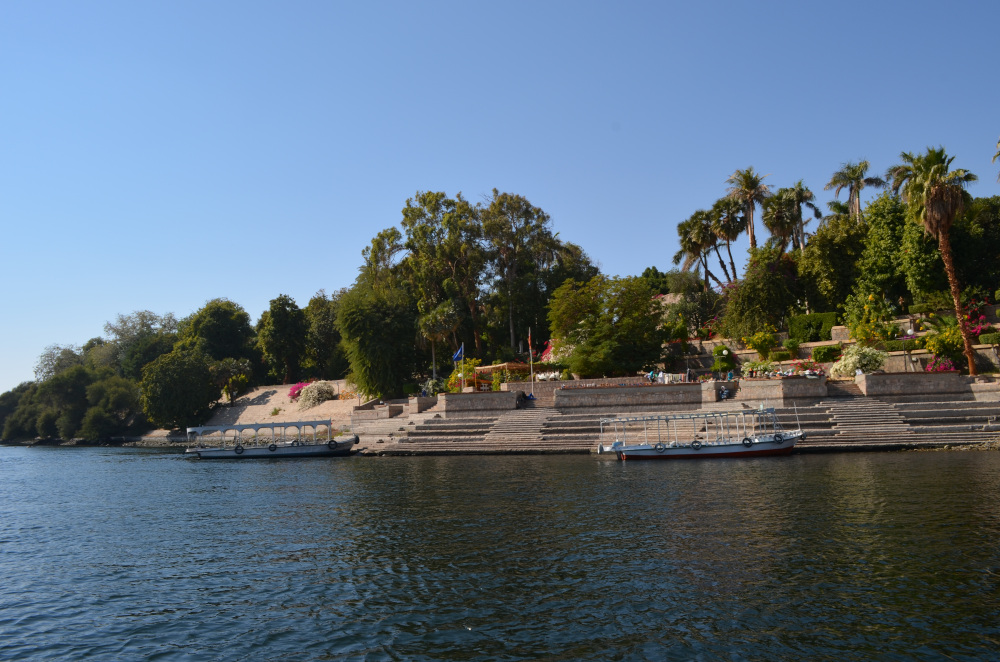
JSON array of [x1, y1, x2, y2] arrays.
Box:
[[923, 316, 964, 364], [743, 327, 778, 359], [782, 338, 800, 356], [908, 303, 934, 315], [288, 382, 310, 401], [298, 381, 337, 409], [926, 356, 957, 372], [742, 359, 775, 375], [812, 344, 842, 363], [770, 350, 792, 362], [883, 338, 925, 352], [979, 333, 1000, 346], [710, 344, 736, 373], [788, 313, 838, 343], [831, 345, 889, 378]]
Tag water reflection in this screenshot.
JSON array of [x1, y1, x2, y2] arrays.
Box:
[[1, 448, 999, 660]]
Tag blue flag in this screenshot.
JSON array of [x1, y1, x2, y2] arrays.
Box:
[[453, 344, 464, 362]]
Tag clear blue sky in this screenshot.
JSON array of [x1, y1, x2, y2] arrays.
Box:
[[2, 0, 998, 393]]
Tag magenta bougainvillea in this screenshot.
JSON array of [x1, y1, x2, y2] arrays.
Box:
[[288, 382, 311, 401]]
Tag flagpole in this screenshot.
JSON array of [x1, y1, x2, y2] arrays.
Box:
[[528, 327, 534, 397]]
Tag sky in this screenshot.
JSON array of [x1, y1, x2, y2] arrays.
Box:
[[2, 0, 999, 393]]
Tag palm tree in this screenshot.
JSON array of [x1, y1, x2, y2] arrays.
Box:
[[761, 190, 797, 253], [783, 180, 822, 250], [825, 160, 886, 219], [710, 197, 746, 279], [993, 136, 999, 182], [887, 147, 979, 374], [673, 213, 723, 291], [725, 167, 773, 249]]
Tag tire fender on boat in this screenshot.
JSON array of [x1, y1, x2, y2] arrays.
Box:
[[654, 442, 665, 453], [328, 439, 339, 450], [234, 445, 244, 455], [773, 433, 783, 444], [691, 440, 702, 451], [742, 437, 753, 447], [268, 444, 277, 452]]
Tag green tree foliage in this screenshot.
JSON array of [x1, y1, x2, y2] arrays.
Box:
[[481, 189, 558, 351], [177, 298, 255, 362], [547, 275, 666, 377], [0, 382, 38, 441], [303, 289, 349, 380], [119, 331, 177, 381], [33, 344, 83, 381], [418, 299, 461, 380], [139, 349, 219, 429], [673, 210, 727, 287], [359, 227, 405, 294], [337, 284, 418, 399], [850, 193, 910, 306], [798, 212, 867, 313], [210, 358, 253, 404], [951, 196, 1000, 293], [36, 365, 94, 439], [725, 167, 773, 249], [256, 294, 308, 384], [717, 246, 801, 341], [824, 160, 886, 219], [103, 310, 179, 375], [887, 147, 979, 373], [80, 375, 146, 440]]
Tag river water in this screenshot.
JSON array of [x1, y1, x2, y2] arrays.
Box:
[[1, 447, 998, 661]]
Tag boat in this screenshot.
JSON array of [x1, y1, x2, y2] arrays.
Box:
[[596, 406, 803, 460], [184, 419, 357, 459]]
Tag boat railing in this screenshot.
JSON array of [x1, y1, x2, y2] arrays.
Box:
[[599, 408, 785, 447], [186, 420, 336, 448]]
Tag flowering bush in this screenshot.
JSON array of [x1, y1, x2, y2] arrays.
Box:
[[298, 381, 337, 409], [743, 326, 777, 359], [923, 315, 964, 365], [791, 359, 822, 373], [446, 358, 482, 392], [848, 293, 897, 346], [926, 356, 957, 372], [962, 298, 992, 336], [288, 382, 310, 401], [830, 344, 889, 378]]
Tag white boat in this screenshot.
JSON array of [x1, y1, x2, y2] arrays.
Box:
[[184, 419, 357, 460], [596, 406, 803, 460]]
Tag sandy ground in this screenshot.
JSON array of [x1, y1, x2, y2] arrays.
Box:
[[140, 381, 361, 441]]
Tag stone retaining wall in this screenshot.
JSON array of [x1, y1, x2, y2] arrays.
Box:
[[855, 372, 968, 397], [436, 391, 519, 416], [737, 376, 828, 404], [553, 383, 702, 410]]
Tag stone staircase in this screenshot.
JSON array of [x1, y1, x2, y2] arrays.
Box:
[[357, 387, 1000, 455]]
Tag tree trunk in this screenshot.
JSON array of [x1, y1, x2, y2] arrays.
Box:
[[939, 232, 978, 375], [431, 340, 437, 380], [746, 204, 757, 248], [714, 246, 732, 283], [725, 241, 737, 280]]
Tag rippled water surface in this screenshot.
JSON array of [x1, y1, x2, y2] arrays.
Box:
[[2, 447, 999, 660]]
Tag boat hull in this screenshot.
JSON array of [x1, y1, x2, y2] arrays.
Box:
[[601, 431, 802, 460], [185, 438, 357, 460]]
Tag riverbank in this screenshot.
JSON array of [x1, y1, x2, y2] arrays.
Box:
[[6, 376, 1000, 455]]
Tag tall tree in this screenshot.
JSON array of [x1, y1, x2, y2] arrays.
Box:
[[710, 197, 746, 279], [481, 189, 556, 351], [993, 137, 1000, 182], [303, 289, 349, 380], [761, 190, 798, 253], [887, 147, 979, 374], [783, 180, 822, 250], [673, 212, 723, 290], [256, 294, 308, 384], [176, 299, 255, 362], [337, 285, 417, 399], [825, 160, 886, 219], [725, 167, 772, 249]]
